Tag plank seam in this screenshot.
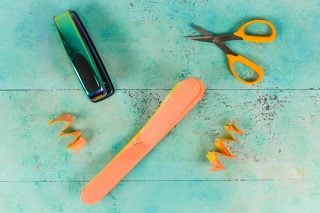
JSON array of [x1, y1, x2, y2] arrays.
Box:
[[0, 179, 318, 183]]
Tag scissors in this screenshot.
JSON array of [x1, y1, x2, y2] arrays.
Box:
[[187, 19, 276, 85]]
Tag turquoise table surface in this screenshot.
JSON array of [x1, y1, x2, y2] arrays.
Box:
[[1, 0, 320, 212]]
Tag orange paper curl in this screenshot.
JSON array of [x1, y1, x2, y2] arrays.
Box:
[[48, 113, 86, 152], [206, 120, 244, 171]]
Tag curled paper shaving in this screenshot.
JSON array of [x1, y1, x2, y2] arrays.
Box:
[[48, 113, 86, 152], [206, 120, 244, 171]]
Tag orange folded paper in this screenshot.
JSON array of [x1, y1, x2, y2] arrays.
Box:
[[48, 113, 86, 152], [206, 120, 244, 171], [81, 77, 205, 204]]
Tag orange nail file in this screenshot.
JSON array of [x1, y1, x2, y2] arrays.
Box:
[[81, 78, 205, 204]]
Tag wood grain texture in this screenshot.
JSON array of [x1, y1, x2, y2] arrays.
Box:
[[1, 90, 320, 212], [1, 0, 320, 212], [1, 181, 319, 212], [0, 0, 319, 90]]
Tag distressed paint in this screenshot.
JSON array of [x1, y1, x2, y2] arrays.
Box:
[[0, 90, 320, 212], [0, 0, 320, 212], [0, 0, 319, 90], [1, 181, 319, 212]]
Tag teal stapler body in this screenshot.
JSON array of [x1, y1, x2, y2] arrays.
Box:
[[54, 10, 114, 102]]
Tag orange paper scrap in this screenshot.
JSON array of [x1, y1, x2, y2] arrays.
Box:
[[48, 113, 86, 152], [81, 77, 205, 204], [206, 120, 244, 171]]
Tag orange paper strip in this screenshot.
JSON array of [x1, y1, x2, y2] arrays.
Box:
[[48, 113, 86, 152], [81, 78, 205, 204], [206, 120, 244, 171]]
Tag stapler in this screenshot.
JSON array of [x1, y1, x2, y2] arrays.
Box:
[[54, 10, 114, 102]]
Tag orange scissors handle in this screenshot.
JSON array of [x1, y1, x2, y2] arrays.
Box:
[[234, 19, 276, 43], [226, 54, 264, 85]]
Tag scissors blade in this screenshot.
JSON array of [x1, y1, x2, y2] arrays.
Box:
[[185, 35, 214, 43], [190, 24, 213, 36]]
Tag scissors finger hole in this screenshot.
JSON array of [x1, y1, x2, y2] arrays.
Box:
[[234, 62, 259, 82], [244, 22, 273, 36]]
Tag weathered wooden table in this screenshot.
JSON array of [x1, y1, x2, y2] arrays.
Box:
[[1, 0, 319, 212]]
